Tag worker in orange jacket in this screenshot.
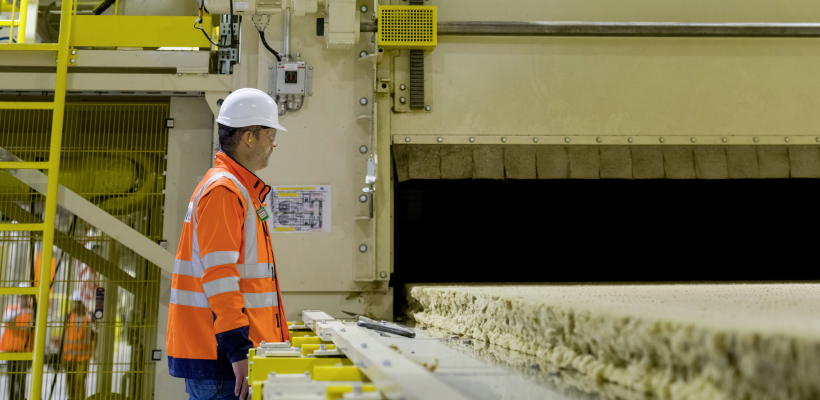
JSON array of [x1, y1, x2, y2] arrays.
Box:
[[62, 291, 95, 400], [166, 88, 289, 400], [0, 294, 33, 400]]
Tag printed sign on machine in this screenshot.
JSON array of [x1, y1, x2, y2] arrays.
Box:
[[269, 185, 331, 233]]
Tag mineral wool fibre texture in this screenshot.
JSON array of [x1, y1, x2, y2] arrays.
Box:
[[410, 284, 820, 400]]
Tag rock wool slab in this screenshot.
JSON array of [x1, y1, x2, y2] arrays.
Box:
[[410, 284, 820, 400]]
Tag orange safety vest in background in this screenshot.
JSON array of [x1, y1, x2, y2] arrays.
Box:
[[63, 313, 94, 362], [167, 151, 288, 379], [0, 311, 33, 353]]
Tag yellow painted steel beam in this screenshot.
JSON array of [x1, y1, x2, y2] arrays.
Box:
[[29, 0, 73, 399], [0, 43, 59, 51], [0, 161, 49, 169], [0, 20, 22, 27], [0, 287, 39, 295], [0, 353, 33, 361], [71, 16, 213, 48], [0, 102, 54, 109], [0, 223, 45, 231]]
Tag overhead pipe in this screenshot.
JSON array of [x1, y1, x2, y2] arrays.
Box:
[[360, 21, 820, 37]]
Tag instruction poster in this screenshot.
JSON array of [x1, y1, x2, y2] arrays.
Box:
[[269, 185, 331, 233]]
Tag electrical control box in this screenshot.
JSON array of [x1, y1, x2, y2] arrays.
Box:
[[271, 61, 311, 96]]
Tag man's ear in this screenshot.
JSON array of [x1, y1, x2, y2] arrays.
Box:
[[240, 130, 252, 146]]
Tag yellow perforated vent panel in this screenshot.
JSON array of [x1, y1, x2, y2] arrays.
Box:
[[378, 6, 437, 50]]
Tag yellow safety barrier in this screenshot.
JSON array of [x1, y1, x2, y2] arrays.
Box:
[[0, 1, 74, 399], [0, 0, 27, 42]]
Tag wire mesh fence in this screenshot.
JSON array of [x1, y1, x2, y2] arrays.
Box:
[[0, 102, 168, 400]]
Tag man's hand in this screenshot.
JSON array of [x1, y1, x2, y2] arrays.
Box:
[[232, 359, 249, 400]]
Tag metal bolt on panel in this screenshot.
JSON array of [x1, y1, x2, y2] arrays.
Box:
[[425, 105, 431, 111], [359, 244, 367, 252], [400, 84, 406, 90], [405, 137, 410, 142], [400, 97, 406, 103], [533, 137, 538, 143], [437, 137, 442, 142], [469, 137, 475, 142], [659, 137, 665, 143], [785, 137, 790, 142], [359, 194, 368, 203], [565, 137, 570, 143], [754, 137, 759, 142], [596, 137, 602, 143], [691, 137, 697, 143], [723, 137, 728, 143], [359, 145, 368, 153], [380, 271, 387, 278], [360, 98, 368, 105], [628, 137, 633, 143], [501, 137, 506, 143]]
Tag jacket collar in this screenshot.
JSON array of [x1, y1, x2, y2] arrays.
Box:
[[215, 151, 271, 203]]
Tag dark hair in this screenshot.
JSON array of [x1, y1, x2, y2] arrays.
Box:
[[218, 123, 265, 155]]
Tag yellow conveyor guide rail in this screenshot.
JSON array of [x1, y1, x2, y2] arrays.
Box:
[[0, 1, 75, 400]]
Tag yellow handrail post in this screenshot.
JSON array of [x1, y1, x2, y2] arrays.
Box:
[[17, 0, 28, 43], [28, 0, 73, 399]]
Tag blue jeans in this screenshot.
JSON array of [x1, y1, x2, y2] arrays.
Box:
[[185, 379, 239, 400]]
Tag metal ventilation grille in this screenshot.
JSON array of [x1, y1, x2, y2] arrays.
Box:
[[378, 6, 437, 50]]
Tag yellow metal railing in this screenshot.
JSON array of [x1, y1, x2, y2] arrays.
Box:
[[0, 102, 170, 399], [0, 0, 27, 43], [0, 1, 74, 400]]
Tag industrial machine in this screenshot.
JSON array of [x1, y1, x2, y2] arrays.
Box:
[[249, 310, 581, 400]]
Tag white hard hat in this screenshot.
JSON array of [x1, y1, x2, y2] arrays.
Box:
[[215, 88, 287, 131]]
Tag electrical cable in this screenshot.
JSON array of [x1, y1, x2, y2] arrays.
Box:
[[251, 14, 281, 62], [258, 30, 281, 62], [194, 6, 219, 46], [229, 0, 234, 48]]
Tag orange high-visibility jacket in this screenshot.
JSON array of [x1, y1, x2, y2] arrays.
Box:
[[167, 151, 288, 379], [0, 311, 32, 353], [63, 313, 94, 362]]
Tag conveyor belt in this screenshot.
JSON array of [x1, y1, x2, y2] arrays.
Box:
[[366, 323, 599, 400]]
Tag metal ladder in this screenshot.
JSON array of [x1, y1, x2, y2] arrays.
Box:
[[0, 1, 74, 399]]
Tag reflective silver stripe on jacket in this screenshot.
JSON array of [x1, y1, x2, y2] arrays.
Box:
[[170, 289, 210, 308], [202, 276, 241, 298], [236, 263, 273, 279], [201, 251, 240, 270], [243, 292, 278, 308], [174, 259, 204, 278]]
